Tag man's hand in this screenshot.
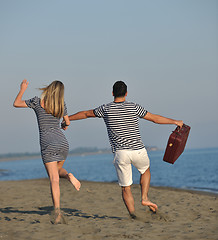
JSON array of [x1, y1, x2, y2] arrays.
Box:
[[175, 120, 183, 128]]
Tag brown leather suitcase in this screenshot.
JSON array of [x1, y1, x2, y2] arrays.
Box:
[[163, 124, 191, 164]]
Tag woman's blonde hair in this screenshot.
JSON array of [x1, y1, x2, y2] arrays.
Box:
[[40, 81, 65, 118]]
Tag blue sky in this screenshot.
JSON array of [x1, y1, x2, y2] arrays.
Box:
[[0, 0, 217, 154]]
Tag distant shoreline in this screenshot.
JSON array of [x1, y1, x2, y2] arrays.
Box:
[[0, 151, 109, 163], [0, 146, 159, 162]]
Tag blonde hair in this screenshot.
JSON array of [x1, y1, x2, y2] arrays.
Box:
[[40, 81, 65, 118]]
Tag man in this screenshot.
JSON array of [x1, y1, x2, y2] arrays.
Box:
[[66, 81, 183, 218]]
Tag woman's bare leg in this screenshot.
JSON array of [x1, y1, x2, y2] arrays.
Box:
[[44, 161, 60, 209], [57, 160, 81, 191], [44, 161, 68, 224]]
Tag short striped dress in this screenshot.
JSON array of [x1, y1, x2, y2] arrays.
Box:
[[25, 96, 69, 164]]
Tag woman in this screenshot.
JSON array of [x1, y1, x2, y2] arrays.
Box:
[[13, 79, 81, 224]]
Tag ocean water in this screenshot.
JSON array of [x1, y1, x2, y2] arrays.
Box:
[[0, 148, 218, 194]]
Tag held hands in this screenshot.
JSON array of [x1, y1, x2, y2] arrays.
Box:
[[20, 79, 29, 91], [61, 116, 70, 130], [61, 121, 68, 130]]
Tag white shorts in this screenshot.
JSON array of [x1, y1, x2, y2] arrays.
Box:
[[113, 148, 150, 187]]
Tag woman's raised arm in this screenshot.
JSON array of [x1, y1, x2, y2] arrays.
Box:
[[13, 79, 29, 108]]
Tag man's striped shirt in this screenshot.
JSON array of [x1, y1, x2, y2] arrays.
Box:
[[93, 101, 147, 153]]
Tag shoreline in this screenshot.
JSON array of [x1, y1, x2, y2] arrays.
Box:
[[1, 148, 217, 197], [151, 185, 218, 197], [0, 178, 217, 240], [1, 177, 218, 196]]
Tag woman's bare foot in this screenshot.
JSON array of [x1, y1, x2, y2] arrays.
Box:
[[51, 208, 67, 224], [68, 173, 81, 191], [141, 199, 158, 213], [54, 212, 62, 224]]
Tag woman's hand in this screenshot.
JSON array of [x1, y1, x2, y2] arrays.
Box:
[[20, 79, 29, 91]]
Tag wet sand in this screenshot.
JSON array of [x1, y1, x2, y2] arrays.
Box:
[[0, 179, 217, 240]]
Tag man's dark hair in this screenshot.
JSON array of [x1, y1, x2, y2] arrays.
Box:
[[113, 81, 127, 97]]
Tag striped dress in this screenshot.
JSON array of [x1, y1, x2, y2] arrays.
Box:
[[93, 101, 147, 153], [25, 96, 69, 163]]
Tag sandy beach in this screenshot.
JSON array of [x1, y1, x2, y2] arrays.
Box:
[[0, 179, 217, 240]]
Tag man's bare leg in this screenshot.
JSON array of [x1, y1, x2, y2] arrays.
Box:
[[57, 160, 81, 191], [121, 186, 136, 218], [140, 167, 158, 212]]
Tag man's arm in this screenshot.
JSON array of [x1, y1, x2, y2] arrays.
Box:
[[61, 110, 96, 129], [144, 112, 183, 128], [68, 110, 96, 121]]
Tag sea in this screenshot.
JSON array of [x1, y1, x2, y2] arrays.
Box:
[[0, 148, 218, 194]]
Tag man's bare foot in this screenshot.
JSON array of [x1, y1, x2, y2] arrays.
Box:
[[141, 199, 158, 213], [129, 213, 137, 219], [68, 173, 81, 191]]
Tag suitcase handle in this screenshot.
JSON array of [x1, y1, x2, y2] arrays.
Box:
[[173, 124, 190, 135]]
